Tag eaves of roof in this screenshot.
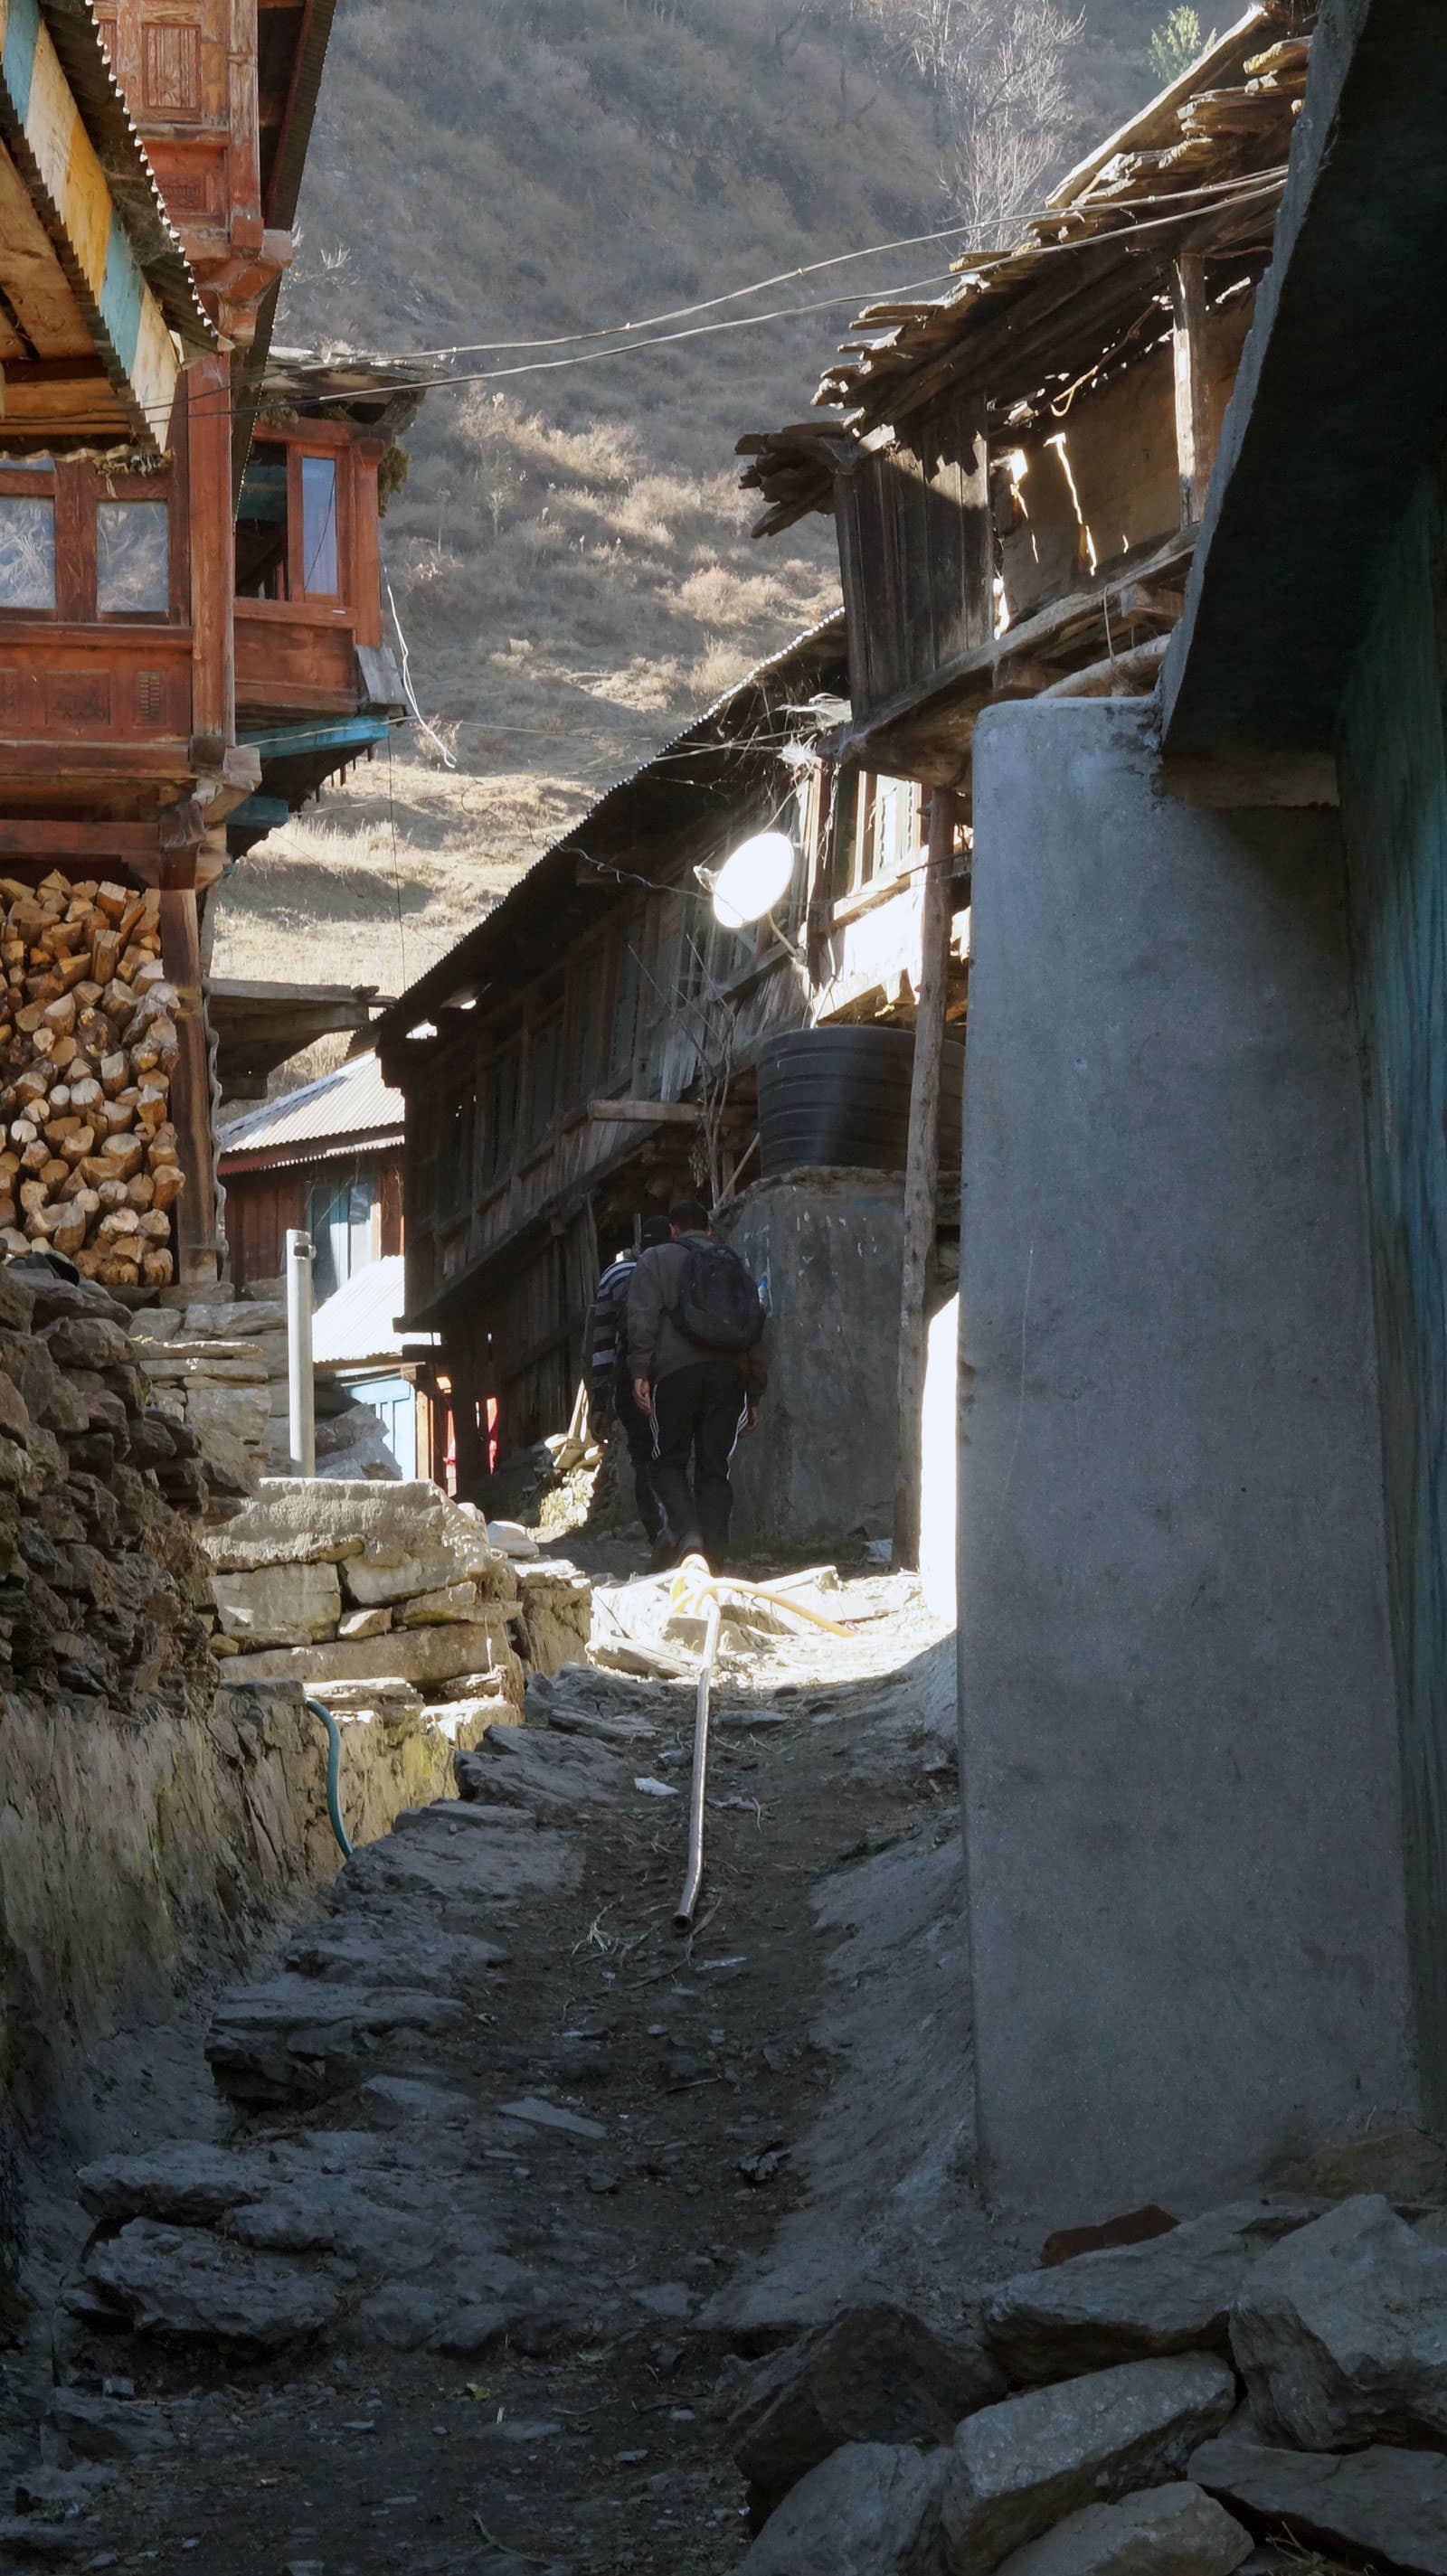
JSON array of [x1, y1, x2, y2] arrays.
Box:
[[375, 610, 847, 1048], [38, 0, 217, 357], [738, 4, 1310, 532]]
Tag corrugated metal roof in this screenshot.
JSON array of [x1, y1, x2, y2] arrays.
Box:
[[313, 1255, 428, 1369], [218, 1052, 403, 1160]]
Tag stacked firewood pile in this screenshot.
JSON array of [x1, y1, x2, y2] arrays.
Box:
[[0, 872, 184, 1288]]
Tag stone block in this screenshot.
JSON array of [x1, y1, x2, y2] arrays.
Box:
[[1191, 2421, 1447, 2576], [994, 2485, 1253, 2576], [1279, 2127, 1447, 2204], [941, 2357, 1237, 2571], [399, 1581, 481, 1625], [184, 1300, 286, 1339], [184, 1380, 272, 1448], [0, 1263, 35, 1332], [985, 2203, 1323, 2384], [206, 1975, 467, 2108], [340, 1607, 392, 1638], [220, 1615, 522, 1698], [41, 1315, 133, 1371], [342, 1530, 503, 1606], [731, 2304, 1006, 2526], [739, 2442, 950, 2576], [76, 2145, 270, 2227], [1228, 2194, 1447, 2449], [72, 2219, 340, 2347], [210, 1561, 342, 1650], [205, 1478, 449, 1571]]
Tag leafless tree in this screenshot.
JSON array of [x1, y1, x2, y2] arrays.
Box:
[[864, 0, 1082, 243]]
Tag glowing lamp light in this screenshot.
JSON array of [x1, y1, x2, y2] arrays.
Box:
[[709, 830, 795, 929]]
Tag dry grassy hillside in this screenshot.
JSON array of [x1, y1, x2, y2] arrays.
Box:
[[212, 0, 1169, 1009]]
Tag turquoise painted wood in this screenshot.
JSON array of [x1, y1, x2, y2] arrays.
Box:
[[1339, 462, 1447, 2119]]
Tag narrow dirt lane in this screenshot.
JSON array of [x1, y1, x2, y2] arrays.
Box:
[[9, 1573, 992, 2575]]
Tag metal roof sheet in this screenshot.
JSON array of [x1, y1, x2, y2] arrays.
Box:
[[313, 1254, 430, 1370], [217, 1052, 403, 1160]]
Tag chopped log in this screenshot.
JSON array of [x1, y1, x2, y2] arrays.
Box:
[[100, 1052, 128, 1096], [69, 1076, 102, 1118], [136, 1208, 171, 1241], [99, 1099, 137, 1137], [140, 1248, 174, 1287], [150, 1165, 184, 1210], [99, 1136, 144, 1181], [91, 929, 122, 985], [128, 1171, 156, 1208], [97, 1256, 140, 1287], [95, 882, 131, 925], [40, 1156, 67, 1190], [96, 1178, 129, 1211], [97, 1206, 140, 1240], [61, 1128, 95, 1165]]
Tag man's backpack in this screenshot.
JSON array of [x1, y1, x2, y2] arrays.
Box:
[[672, 1241, 764, 1354]]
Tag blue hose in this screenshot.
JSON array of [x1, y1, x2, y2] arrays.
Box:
[[305, 1695, 354, 1858]]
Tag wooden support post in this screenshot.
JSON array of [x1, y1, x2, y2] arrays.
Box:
[[449, 1337, 488, 1500], [892, 787, 956, 1571], [159, 885, 220, 1288], [187, 354, 235, 751], [1170, 254, 1213, 524]]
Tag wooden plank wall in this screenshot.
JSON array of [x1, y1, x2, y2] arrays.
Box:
[[1338, 458, 1447, 2122], [837, 393, 991, 724]]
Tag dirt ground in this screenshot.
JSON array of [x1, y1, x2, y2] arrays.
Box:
[[0, 1557, 1016, 2576]]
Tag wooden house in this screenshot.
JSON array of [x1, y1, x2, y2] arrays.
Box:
[[739, 4, 1314, 791], [226, 348, 433, 856], [376, 619, 969, 1487], [0, 5, 425, 1294], [217, 1048, 403, 1297]]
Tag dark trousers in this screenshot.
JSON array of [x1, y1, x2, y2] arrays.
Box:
[[648, 1360, 749, 1565], [614, 1377, 665, 1544]]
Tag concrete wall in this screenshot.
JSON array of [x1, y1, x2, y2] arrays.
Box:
[[718, 1170, 904, 1550], [920, 1293, 959, 1626], [958, 698, 1419, 2222]]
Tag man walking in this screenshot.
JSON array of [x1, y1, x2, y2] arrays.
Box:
[[627, 1199, 766, 1570], [588, 1213, 672, 1553]]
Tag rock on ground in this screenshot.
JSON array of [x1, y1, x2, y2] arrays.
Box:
[[985, 2203, 1322, 2384], [1228, 2193, 1447, 2449], [941, 2356, 1237, 2571], [69, 2221, 341, 2347], [729, 2302, 1005, 2525], [738, 2441, 950, 2576], [993, 2483, 1253, 2576], [1191, 2420, 1447, 2576]]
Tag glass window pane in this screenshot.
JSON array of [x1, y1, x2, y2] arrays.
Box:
[[301, 455, 338, 594], [97, 501, 169, 613], [0, 496, 56, 609]]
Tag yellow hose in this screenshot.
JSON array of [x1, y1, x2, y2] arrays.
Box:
[[667, 1553, 853, 1638]]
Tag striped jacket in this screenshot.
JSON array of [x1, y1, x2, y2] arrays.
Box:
[[589, 1255, 637, 1392]]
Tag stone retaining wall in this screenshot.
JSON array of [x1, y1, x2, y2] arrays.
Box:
[[200, 1477, 591, 1698]]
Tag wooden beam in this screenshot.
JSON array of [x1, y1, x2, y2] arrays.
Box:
[[893, 788, 956, 1571], [1170, 254, 1213, 524], [587, 1099, 704, 1126], [158, 889, 220, 1289]]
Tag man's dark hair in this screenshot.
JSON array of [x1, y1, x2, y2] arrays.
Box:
[[670, 1198, 710, 1232], [640, 1212, 672, 1248]]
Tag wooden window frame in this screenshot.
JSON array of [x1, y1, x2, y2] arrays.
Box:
[[0, 458, 185, 626], [236, 424, 355, 618]]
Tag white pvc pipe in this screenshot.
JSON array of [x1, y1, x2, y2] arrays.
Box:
[[676, 1593, 723, 1930], [286, 1228, 316, 1477]]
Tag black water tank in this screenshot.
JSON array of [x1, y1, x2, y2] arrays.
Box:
[[756, 1027, 964, 1180]]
